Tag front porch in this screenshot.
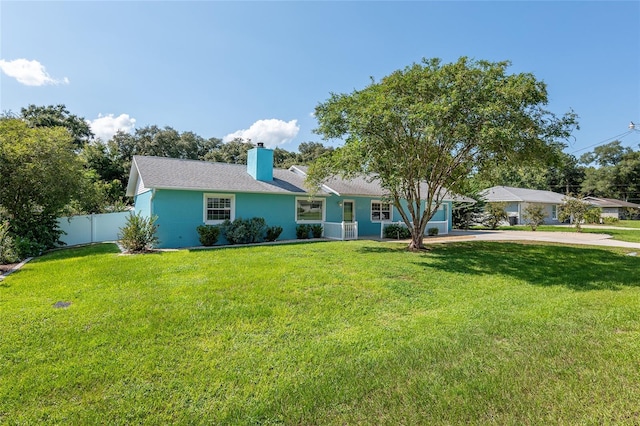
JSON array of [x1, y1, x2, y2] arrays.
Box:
[[322, 220, 450, 241]]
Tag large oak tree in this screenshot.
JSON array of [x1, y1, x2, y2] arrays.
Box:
[[308, 57, 578, 250]]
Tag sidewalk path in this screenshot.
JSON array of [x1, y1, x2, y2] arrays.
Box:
[[429, 230, 640, 249]]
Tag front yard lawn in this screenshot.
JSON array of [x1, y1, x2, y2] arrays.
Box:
[[1, 241, 639, 424], [498, 224, 640, 243], [616, 220, 640, 229]]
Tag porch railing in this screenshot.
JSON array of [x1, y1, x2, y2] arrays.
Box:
[[324, 221, 358, 240]]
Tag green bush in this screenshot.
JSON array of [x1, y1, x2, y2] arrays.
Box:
[[221, 217, 267, 245], [0, 221, 19, 264], [119, 212, 159, 253], [196, 225, 220, 246], [603, 216, 619, 224], [452, 196, 485, 229], [558, 197, 591, 232], [383, 223, 411, 239], [265, 226, 283, 242], [522, 203, 547, 231], [296, 224, 311, 239], [13, 237, 46, 260], [428, 227, 439, 236], [310, 224, 323, 238], [483, 202, 508, 229], [583, 207, 602, 224], [9, 213, 65, 255]]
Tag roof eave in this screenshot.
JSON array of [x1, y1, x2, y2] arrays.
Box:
[[125, 158, 140, 197]]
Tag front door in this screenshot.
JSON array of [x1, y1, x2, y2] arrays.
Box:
[[343, 201, 354, 222]]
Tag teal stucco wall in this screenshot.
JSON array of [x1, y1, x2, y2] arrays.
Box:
[[134, 190, 153, 218], [320, 195, 453, 237], [135, 188, 454, 248], [144, 189, 325, 248]]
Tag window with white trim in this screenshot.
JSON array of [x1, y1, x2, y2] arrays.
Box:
[[204, 194, 235, 224], [371, 201, 392, 221], [551, 205, 558, 220], [296, 198, 325, 222]]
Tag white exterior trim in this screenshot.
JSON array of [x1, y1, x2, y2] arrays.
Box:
[[203, 193, 235, 224], [295, 197, 326, 223], [371, 200, 393, 222]]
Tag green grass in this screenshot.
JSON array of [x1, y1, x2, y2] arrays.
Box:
[[496, 224, 640, 243], [617, 220, 640, 229], [1, 241, 640, 424]]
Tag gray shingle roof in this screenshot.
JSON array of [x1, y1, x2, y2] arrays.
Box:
[[480, 186, 568, 204], [583, 196, 640, 208], [127, 156, 319, 196], [291, 166, 473, 202], [127, 156, 474, 203]]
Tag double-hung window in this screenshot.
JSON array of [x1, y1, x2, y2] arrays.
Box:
[[204, 194, 235, 224], [371, 201, 392, 221]]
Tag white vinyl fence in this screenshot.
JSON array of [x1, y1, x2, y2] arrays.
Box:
[[57, 211, 131, 246]]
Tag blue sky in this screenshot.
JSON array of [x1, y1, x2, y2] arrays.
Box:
[[1, 1, 639, 155]]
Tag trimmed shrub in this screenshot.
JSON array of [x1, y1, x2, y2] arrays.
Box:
[[428, 227, 439, 236], [265, 226, 283, 242], [310, 224, 323, 238], [383, 223, 411, 239], [196, 225, 220, 246], [296, 224, 311, 239], [221, 217, 267, 245], [119, 212, 159, 253]]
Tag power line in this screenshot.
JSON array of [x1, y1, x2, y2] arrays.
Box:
[[570, 130, 636, 154]]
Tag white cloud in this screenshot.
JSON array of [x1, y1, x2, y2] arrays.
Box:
[[223, 119, 300, 148], [88, 113, 136, 141], [0, 58, 69, 86]]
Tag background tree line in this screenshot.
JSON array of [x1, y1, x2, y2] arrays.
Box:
[[471, 140, 640, 204], [1, 103, 638, 256]]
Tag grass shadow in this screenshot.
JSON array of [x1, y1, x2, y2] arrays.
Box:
[[32, 242, 122, 264], [418, 242, 640, 291], [186, 238, 331, 253], [356, 244, 409, 254]]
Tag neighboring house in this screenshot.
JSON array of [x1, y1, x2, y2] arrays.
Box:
[[582, 197, 640, 220], [479, 186, 569, 225], [126, 144, 465, 248]]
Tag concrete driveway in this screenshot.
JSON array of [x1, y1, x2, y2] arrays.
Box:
[[430, 229, 640, 249]]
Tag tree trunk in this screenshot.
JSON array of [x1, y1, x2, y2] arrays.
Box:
[[408, 225, 425, 251]]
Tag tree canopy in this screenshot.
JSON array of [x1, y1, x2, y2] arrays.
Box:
[[309, 57, 578, 250], [580, 141, 640, 203], [0, 117, 85, 252], [20, 104, 94, 149]]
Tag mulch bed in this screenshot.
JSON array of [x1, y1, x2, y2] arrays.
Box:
[[0, 263, 19, 274]]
